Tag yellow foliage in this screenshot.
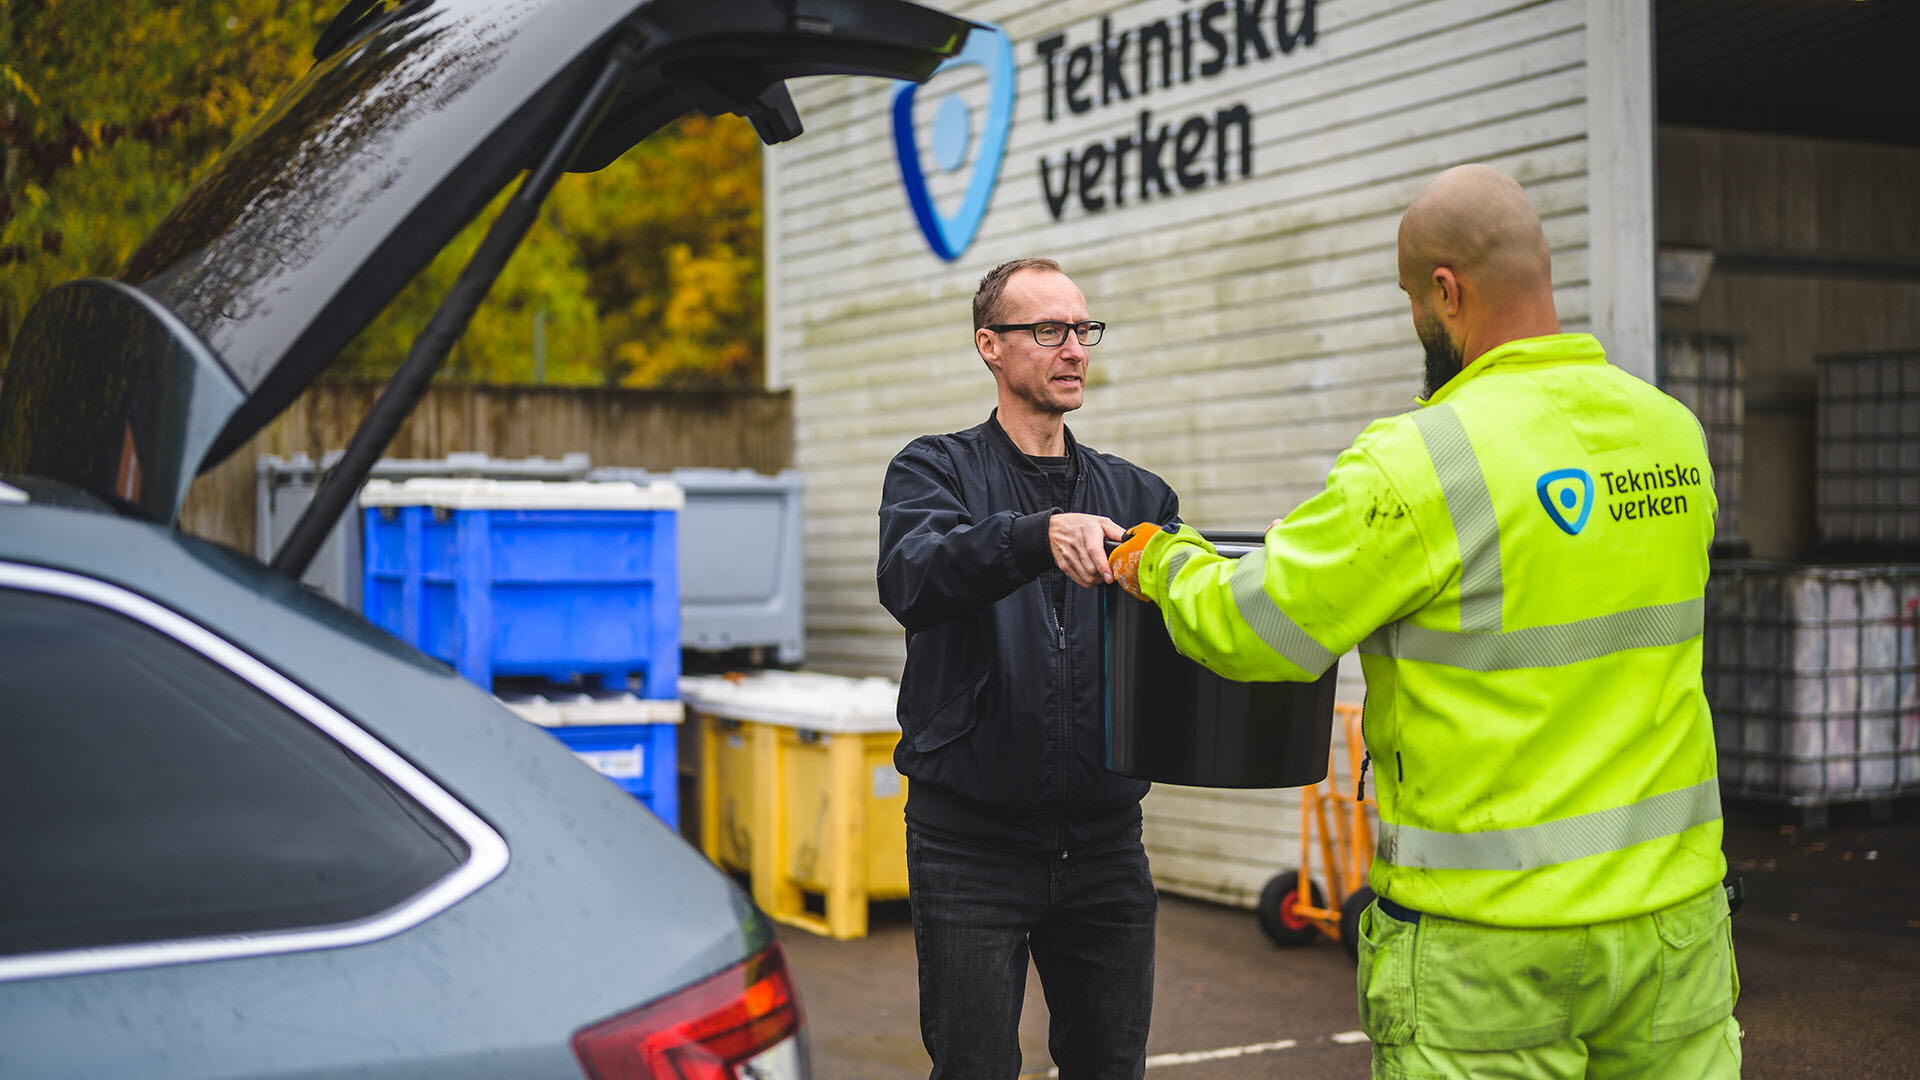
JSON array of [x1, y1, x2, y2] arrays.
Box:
[[3, 65, 41, 106], [544, 113, 765, 387], [4, 3, 765, 391]]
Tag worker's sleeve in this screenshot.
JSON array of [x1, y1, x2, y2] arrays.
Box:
[[877, 437, 1053, 634], [1137, 432, 1439, 683]]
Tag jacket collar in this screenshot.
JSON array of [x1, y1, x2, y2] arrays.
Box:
[[1419, 333, 1608, 407], [986, 408, 1081, 473]]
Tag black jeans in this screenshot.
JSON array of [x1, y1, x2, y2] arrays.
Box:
[[907, 824, 1157, 1080]]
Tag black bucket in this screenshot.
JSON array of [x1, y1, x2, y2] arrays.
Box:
[[1103, 534, 1337, 788]]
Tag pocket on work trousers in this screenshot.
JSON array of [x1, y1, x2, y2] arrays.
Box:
[[1357, 902, 1583, 1052], [1650, 886, 1738, 1042]]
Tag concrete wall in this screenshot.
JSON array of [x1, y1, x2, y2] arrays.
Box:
[[768, 0, 1652, 906]]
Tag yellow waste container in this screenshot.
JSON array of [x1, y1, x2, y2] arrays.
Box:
[[682, 672, 907, 940], [704, 714, 758, 870]]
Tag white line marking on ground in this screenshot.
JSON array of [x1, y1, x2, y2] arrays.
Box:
[[1020, 1031, 1372, 1077], [1146, 1039, 1299, 1067], [1332, 1030, 1372, 1044]]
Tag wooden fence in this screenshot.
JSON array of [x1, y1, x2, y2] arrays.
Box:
[[181, 380, 793, 557]]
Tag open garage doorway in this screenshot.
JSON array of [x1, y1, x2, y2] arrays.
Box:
[[1654, 0, 1920, 562]]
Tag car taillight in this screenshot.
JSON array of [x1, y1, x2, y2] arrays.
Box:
[[573, 942, 804, 1080]]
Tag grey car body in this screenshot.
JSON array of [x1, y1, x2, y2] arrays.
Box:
[[0, 0, 971, 1074], [0, 504, 763, 1076]]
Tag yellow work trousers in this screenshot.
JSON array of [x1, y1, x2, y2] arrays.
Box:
[[1356, 884, 1741, 1079]]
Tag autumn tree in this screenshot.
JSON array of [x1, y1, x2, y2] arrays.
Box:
[[4, 2, 766, 389], [2, 0, 325, 350], [332, 113, 764, 388], [548, 114, 765, 389]]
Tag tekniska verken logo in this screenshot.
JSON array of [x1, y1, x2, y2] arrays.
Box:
[[1537, 463, 1708, 536], [890, 4, 1319, 261], [892, 24, 1016, 262], [1536, 468, 1595, 536]]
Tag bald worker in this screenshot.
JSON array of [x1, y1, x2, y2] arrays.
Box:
[[1109, 165, 1740, 1078]]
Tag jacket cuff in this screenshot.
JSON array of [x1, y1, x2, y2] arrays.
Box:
[[1011, 508, 1059, 578], [1141, 526, 1214, 602]]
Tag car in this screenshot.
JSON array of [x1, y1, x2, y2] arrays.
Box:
[[0, 0, 972, 1076]]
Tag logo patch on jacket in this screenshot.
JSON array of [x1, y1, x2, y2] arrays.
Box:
[[1536, 468, 1595, 535], [1597, 463, 1705, 524]]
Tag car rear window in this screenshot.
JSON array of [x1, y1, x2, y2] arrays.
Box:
[[0, 588, 470, 957]]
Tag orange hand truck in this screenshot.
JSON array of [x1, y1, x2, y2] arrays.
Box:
[[1256, 702, 1376, 960]]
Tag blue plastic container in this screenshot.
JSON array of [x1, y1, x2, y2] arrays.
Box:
[[547, 723, 680, 828], [360, 478, 682, 696]]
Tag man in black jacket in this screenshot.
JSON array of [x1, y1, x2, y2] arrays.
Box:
[[877, 258, 1179, 1079]]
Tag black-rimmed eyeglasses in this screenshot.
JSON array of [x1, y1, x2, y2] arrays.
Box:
[[985, 321, 1105, 347]]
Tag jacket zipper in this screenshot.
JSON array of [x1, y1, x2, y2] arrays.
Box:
[[1049, 470, 1082, 650], [1050, 467, 1082, 854]]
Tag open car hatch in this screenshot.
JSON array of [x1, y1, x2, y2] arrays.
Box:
[[0, 0, 972, 522]]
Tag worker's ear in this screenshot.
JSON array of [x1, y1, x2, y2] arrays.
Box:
[[976, 326, 1002, 372], [1431, 266, 1463, 318]]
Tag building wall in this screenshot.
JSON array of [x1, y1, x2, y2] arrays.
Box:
[[1658, 127, 1920, 561], [768, 0, 1651, 906]]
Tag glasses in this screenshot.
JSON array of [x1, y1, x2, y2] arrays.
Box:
[[985, 320, 1105, 347]]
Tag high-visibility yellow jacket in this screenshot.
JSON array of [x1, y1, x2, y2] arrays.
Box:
[[1137, 333, 1726, 926]]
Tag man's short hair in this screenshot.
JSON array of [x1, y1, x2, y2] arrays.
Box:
[[973, 258, 1062, 331]]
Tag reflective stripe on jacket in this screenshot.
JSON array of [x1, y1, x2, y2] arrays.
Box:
[[1138, 333, 1726, 926]]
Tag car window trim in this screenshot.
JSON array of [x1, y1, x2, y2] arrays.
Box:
[[0, 562, 511, 982]]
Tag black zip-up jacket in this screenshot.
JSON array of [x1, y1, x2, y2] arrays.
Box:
[[878, 412, 1180, 853]]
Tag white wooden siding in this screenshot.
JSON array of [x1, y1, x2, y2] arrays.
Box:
[[768, 0, 1644, 905]]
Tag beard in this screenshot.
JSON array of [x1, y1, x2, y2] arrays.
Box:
[[1417, 309, 1464, 398]]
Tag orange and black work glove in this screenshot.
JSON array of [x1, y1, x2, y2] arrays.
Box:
[[1107, 523, 1164, 601]]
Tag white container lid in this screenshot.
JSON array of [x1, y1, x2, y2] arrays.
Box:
[[495, 691, 684, 728], [679, 671, 901, 734], [360, 477, 684, 511]]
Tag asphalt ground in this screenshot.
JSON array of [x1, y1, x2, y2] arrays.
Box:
[[777, 801, 1920, 1079]]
